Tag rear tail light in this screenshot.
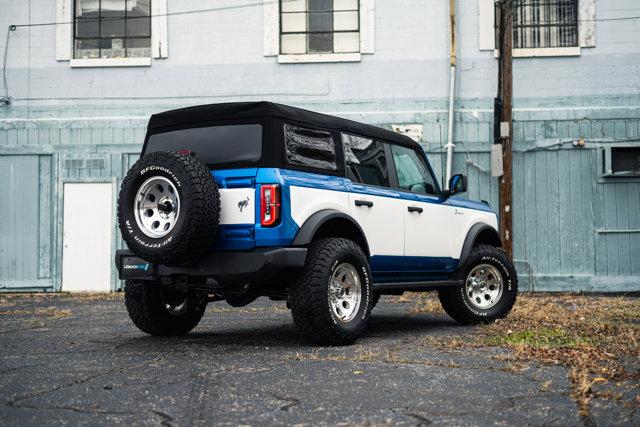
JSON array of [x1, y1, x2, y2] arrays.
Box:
[[260, 184, 281, 227]]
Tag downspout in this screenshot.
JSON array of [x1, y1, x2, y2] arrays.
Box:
[[445, 0, 457, 189]]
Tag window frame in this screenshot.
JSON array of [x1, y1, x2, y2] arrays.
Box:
[[56, 0, 168, 65], [478, 0, 596, 57], [278, 0, 361, 56], [282, 121, 345, 177], [263, 0, 375, 63], [72, 0, 153, 62], [388, 143, 442, 197], [509, 0, 579, 51], [341, 132, 395, 190], [601, 145, 640, 179]]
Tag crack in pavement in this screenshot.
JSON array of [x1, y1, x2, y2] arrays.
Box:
[[151, 409, 178, 427], [271, 393, 301, 411], [5, 356, 165, 408], [10, 403, 139, 416]]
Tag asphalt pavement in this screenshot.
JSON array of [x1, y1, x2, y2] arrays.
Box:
[[0, 294, 636, 426]]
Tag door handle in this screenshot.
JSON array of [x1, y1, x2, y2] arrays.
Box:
[[407, 206, 423, 213], [354, 200, 374, 208]]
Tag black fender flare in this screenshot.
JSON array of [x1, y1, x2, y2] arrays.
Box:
[[456, 223, 502, 269], [292, 209, 370, 256]]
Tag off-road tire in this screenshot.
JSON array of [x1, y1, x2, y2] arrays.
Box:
[[372, 290, 381, 309], [439, 244, 517, 324], [117, 151, 220, 264], [124, 280, 207, 336], [290, 238, 373, 346]]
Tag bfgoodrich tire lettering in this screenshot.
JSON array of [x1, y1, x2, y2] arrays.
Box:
[[290, 238, 373, 346], [118, 151, 220, 264], [439, 244, 518, 324]]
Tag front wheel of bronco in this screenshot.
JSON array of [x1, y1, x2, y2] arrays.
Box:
[[124, 280, 207, 336], [290, 238, 373, 346], [438, 244, 518, 324]]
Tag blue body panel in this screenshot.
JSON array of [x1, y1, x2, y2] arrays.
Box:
[[370, 255, 456, 282], [209, 167, 494, 281]]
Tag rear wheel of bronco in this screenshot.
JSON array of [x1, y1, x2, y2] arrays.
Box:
[[290, 238, 373, 346], [124, 280, 207, 336], [117, 151, 220, 264], [438, 244, 517, 324]]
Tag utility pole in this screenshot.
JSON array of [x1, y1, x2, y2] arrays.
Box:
[[497, 0, 513, 259]]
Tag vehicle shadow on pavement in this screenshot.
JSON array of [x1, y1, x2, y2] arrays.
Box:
[[121, 310, 463, 349]]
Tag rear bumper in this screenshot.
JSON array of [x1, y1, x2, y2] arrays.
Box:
[[115, 247, 307, 282]]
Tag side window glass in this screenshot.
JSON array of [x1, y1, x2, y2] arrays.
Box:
[[284, 124, 337, 171], [391, 145, 438, 195], [342, 134, 390, 187]]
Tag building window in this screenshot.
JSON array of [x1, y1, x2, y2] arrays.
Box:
[[280, 0, 360, 55], [74, 0, 151, 59], [511, 0, 579, 49]]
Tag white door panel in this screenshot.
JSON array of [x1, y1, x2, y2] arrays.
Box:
[[405, 197, 499, 259], [219, 188, 255, 225], [404, 199, 460, 258], [62, 183, 112, 292], [348, 189, 404, 257]]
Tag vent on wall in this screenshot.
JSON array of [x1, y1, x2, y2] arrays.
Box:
[[602, 146, 640, 177], [64, 158, 106, 170]]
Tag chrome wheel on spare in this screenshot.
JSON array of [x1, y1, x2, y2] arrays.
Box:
[[329, 263, 362, 322], [117, 151, 220, 264], [465, 263, 503, 309], [134, 176, 181, 238]]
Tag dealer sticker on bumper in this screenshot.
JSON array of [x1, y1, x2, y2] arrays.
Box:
[[120, 257, 156, 279]]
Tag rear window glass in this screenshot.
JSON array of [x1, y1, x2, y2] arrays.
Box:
[[342, 133, 390, 187], [145, 124, 262, 165], [284, 124, 337, 171]]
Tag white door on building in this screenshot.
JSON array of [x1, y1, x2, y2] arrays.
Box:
[[62, 183, 113, 292]]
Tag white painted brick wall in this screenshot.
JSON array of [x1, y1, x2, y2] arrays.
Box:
[[0, 0, 637, 106]]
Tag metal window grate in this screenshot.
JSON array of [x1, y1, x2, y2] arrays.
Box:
[[73, 0, 152, 59], [64, 158, 106, 170], [279, 0, 360, 54], [511, 0, 578, 49]]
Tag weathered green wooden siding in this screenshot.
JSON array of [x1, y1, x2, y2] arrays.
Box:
[[0, 102, 638, 292]]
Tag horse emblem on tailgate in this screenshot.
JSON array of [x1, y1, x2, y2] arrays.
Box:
[[238, 197, 250, 212]]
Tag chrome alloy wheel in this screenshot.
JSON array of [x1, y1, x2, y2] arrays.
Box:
[[329, 263, 362, 323], [134, 176, 180, 238], [465, 263, 503, 309]]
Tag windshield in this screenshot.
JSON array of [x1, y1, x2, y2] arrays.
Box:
[[145, 124, 262, 165]]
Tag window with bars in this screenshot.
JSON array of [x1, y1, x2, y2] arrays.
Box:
[[280, 0, 360, 55], [74, 0, 151, 59], [511, 0, 579, 49]]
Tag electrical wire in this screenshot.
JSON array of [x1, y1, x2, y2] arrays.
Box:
[[10, 0, 297, 28], [5, 0, 640, 28], [1, 25, 16, 105]]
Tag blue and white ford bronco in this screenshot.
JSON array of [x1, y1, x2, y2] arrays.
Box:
[[116, 102, 517, 345]]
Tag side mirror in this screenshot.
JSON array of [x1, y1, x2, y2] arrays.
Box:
[[443, 174, 467, 198]]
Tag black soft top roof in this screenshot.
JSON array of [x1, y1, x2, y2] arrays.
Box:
[[147, 101, 419, 149]]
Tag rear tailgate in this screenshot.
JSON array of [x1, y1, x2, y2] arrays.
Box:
[[211, 168, 258, 250]]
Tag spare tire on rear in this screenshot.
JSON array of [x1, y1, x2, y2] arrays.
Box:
[[117, 151, 220, 264]]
